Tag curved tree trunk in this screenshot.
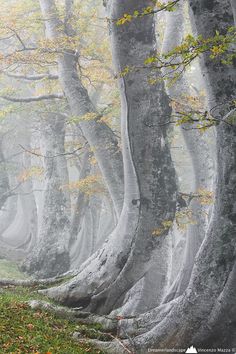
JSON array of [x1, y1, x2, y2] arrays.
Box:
[[12, 184, 38, 252], [0, 194, 18, 237], [43, 0, 177, 316], [160, 0, 214, 302], [130, 114, 236, 353], [112, 1, 236, 351], [39, 0, 124, 219], [1, 130, 38, 257], [124, 0, 214, 313], [125, 0, 214, 313]]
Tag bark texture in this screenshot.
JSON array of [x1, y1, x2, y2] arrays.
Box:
[[39, 0, 124, 219], [22, 114, 71, 278], [86, 1, 236, 351], [42, 0, 177, 316], [117, 0, 236, 350], [161, 0, 214, 302], [0, 134, 10, 210]]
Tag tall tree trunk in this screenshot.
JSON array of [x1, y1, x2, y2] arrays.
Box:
[[95, 196, 116, 249], [112, 1, 236, 351], [43, 0, 177, 316], [69, 148, 90, 246], [39, 0, 124, 219], [161, 0, 214, 302], [230, 0, 236, 23], [18, 137, 38, 252], [124, 0, 214, 314], [2, 130, 38, 257], [0, 194, 17, 237], [0, 141, 18, 237], [0, 134, 10, 210], [22, 114, 71, 278]]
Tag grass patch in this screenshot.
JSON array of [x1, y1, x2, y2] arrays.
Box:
[[0, 259, 28, 280], [0, 261, 106, 353], [0, 286, 104, 353]]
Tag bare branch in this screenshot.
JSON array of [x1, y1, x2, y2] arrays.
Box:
[[6, 26, 27, 49], [10, 189, 45, 197], [0, 181, 24, 205], [0, 276, 71, 287], [0, 93, 64, 103], [3, 72, 58, 81], [19, 142, 88, 159], [113, 0, 180, 23]]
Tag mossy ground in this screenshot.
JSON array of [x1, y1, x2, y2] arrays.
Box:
[[0, 259, 28, 280], [0, 261, 105, 354]]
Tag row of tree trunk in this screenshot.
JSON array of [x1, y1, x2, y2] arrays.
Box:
[[0, 0, 235, 350]]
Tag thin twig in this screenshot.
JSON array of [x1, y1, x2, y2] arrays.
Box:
[[19, 143, 88, 159]]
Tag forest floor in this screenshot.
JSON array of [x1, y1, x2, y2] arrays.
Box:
[[0, 260, 105, 354]]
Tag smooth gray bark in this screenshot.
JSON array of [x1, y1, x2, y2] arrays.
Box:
[[39, 0, 124, 219], [1, 129, 38, 258], [0, 194, 17, 237], [22, 114, 71, 278], [69, 148, 90, 245], [112, 1, 236, 351], [87, 0, 177, 314], [95, 196, 116, 249], [0, 140, 18, 237], [230, 0, 236, 23], [18, 137, 38, 252], [125, 1, 214, 313], [0, 134, 10, 210], [161, 0, 214, 302], [42, 0, 177, 316]]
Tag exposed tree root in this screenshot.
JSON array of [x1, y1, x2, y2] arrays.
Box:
[[27, 300, 134, 352], [0, 272, 76, 288], [117, 297, 180, 338], [27, 300, 118, 332]]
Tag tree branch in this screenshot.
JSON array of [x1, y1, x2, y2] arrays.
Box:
[[6, 26, 27, 49], [0, 93, 64, 103], [19, 142, 88, 159], [3, 72, 58, 81]]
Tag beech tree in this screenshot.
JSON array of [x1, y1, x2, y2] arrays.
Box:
[[161, 0, 214, 303], [45, 0, 235, 350], [39, 0, 124, 219], [39, 0, 178, 316], [0, 0, 123, 276], [0, 0, 235, 352], [88, 0, 236, 351], [22, 112, 71, 277]]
